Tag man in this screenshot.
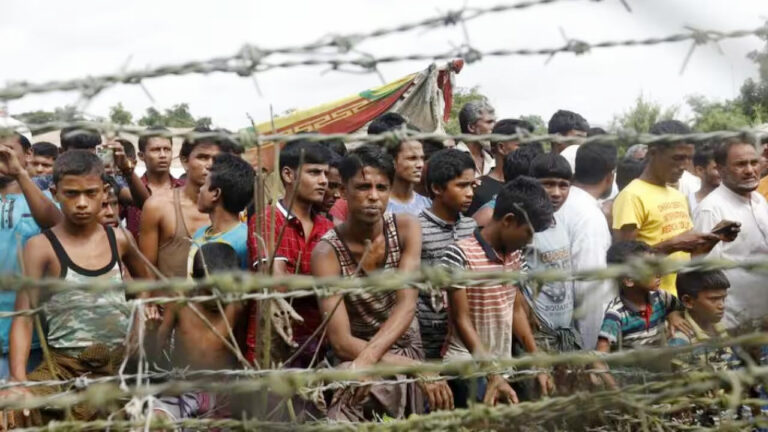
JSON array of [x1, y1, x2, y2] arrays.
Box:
[[367, 113, 430, 215], [694, 138, 767, 330], [456, 101, 496, 177], [140, 131, 225, 278], [247, 140, 334, 367], [467, 119, 534, 215], [612, 121, 727, 295], [651, 121, 702, 200], [555, 142, 617, 350], [27, 142, 58, 177], [0, 131, 62, 378], [548, 110, 589, 166], [689, 143, 720, 213], [312, 144, 452, 419], [126, 127, 185, 239]]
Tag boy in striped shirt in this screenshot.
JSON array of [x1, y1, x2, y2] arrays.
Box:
[[443, 176, 554, 407]]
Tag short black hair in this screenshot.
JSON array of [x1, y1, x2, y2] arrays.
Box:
[[425, 149, 475, 197], [648, 120, 693, 149], [713, 138, 752, 167], [616, 157, 646, 191], [493, 176, 553, 233], [53, 149, 105, 185], [138, 126, 171, 153], [60, 127, 101, 151], [503, 145, 544, 182], [693, 143, 715, 168], [192, 242, 241, 279], [588, 127, 607, 137], [179, 127, 220, 160], [31, 142, 59, 159], [338, 144, 395, 183], [676, 269, 730, 299], [209, 153, 255, 214], [547, 110, 589, 135], [529, 153, 572, 181], [279, 139, 332, 172], [574, 142, 618, 185], [320, 138, 347, 158], [491, 119, 534, 151], [367, 112, 407, 135], [104, 175, 122, 198], [606, 240, 652, 265], [116, 138, 136, 160], [422, 139, 445, 162]]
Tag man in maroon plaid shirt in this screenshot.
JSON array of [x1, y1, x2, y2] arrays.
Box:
[[246, 140, 334, 368]]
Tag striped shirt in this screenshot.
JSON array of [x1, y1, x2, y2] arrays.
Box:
[[417, 209, 477, 359], [598, 290, 682, 351], [442, 229, 523, 360]]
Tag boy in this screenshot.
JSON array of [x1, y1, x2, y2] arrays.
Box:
[[8, 150, 150, 425], [190, 153, 254, 271], [443, 177, 553, 407], [100, 176, 122, 228], [416, 149, 477, 360], [28, 141, 58, 177], [688, 144, 720, 213], [368, 113, 430, 215], [312, 144, 453, 419], [319, 155, 343, 225], [669, 270, 734, 372]]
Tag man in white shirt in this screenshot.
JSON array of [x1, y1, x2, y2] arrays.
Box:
[[555, 141, 618, 349], [549, 109, 589, 169], [694, 138, 768, 330], [455, 101, 496, 177]]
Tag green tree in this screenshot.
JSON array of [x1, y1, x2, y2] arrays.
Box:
[[737, 35, 768, 124], [195, 117, 212, 129], [109, 103, 133, 125], [611, 94, 679, 133], [15, 110, 56, 125], [445, 87, 489, 135], [686, 95, 751, 132], [138, 103, 210, 128], [138, 107, 165, 127], [519, 114, 547, 135]]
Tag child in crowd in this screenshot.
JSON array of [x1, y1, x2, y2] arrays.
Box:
[[27, 141, 58, 177], [100, 176, 122, 228]]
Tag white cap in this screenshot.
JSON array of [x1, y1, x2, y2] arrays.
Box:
[[0, 115, 33, 142]]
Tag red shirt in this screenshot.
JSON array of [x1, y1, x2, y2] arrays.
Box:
[[245, 200, 334, 364], [328, 199, 348, 224], [124, 174, 185, 240]]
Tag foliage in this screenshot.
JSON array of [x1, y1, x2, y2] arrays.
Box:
[[686, 95, 751, 132], [15, 105, 83, 125], [519, 114, 547, 135], [737, 35, 768, 125], [610, 94, 679, 133], [444, 86, 488, 135], [138, 103, 210, 128], [108, 103, 133, 125]]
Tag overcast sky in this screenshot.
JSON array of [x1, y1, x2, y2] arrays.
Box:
[[1, 0, 766, 130]]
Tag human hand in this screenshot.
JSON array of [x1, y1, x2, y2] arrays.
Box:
[[0, 146, 26, 179], [270, 298, 303, 347], [417, 374, 454, 411], [143, 304, 163, 330], [667, 310, 693, 338], [711, 220, 741, 243], [536, 373, 554, 397], [483, 374, 518, 406], [105, 140, 133, 175], [671, 231, 721, 254]]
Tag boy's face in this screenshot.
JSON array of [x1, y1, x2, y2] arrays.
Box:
[[29, 155, 55, 177], [54, 173, 106, 226], [283, 163, 329, 205], [694, 160, 721, 189], [196, 174, 219, 213], [181, 143, 220, 187], [433, 168, 475, 214], [394, 140, 424, 185], [683, 289, 727, 324], [537, 177, 570, 212], [498, 213, 534, 251], [344, 166, 391, 225], [100, 189, 121, 228], [321, 166, 342, 213], [140, 137, 173, 174]]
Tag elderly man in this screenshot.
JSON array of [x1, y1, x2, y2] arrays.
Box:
[[694, 138, 768, 330], [456, 101, 496, 177]]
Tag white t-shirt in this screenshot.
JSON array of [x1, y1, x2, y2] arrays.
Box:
[[694, 185, 768, 328], [563, 144, 618, 200], [678, 170, 701, 198], [555, 186, 615, 349]]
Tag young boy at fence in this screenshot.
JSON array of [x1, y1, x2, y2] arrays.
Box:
[[27, 141, 58, 177], [6, 150, 151, 426], [443, 177, 553, 408], [100, 176, 122, 228], [246, 140, 334, 368], [311, 144, 453, 420], [416, 149, 477, 361]]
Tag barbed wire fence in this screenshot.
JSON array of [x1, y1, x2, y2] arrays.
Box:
[[2, 0, 768, 430]]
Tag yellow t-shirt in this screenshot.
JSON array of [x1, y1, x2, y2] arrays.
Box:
[[612, 179, 692, 295], [757, 175, 768, 202]]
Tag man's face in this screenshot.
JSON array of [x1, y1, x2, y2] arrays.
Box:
[[493, 140, 519, 158], [28, 155, 55, 177], [344, 166, 391, 225], [694, 160, 721, 189], [284, 163, 329, 205], [141, 137, 173, 174], [54, 174, 105, 226], [196, 174, 218, 213], [182, 143, 220, 187], [469, 112, 496, 135], [434, 168, 475, 214], [0, 137, 29, 182], [321, 166, 342, 213], [394, 140, 424, 185], [499, 213, 534, 251], [684, 289, 727, 325], [100, 189, 121, 227], [652, 143, 694, 184], [720, 143, 760, 195], [537, 177, 570, 212]]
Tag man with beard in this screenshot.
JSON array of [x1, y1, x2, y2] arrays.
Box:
[[694, 139, 768, 330]]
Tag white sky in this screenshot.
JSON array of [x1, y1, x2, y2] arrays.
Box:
[[1, 0, 766, 130]]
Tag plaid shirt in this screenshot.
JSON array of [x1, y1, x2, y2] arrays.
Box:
[[125, 174, 185, 240], [245, 201, 334, 365]]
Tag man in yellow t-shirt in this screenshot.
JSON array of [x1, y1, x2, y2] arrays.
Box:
[[612, 121, 724, 295]]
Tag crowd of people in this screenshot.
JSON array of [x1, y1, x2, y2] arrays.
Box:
[[0, 100, 767, 426]]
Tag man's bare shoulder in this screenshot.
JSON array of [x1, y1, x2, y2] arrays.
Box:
[[142, 195, 174, 218]]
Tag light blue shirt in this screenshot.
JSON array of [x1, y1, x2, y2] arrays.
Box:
[[191, 223, 249, 270], [386, 193, 431, 217]]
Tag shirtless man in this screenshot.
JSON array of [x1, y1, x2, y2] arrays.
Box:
[[139, 132, 225, 278]]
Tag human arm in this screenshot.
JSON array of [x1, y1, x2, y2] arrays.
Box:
[[109, 141, 150, 208], [592, 338, 618, 390], [512, 286, 552, 396], [138, 196, 165, 269], [0, 146, 62, 228]]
